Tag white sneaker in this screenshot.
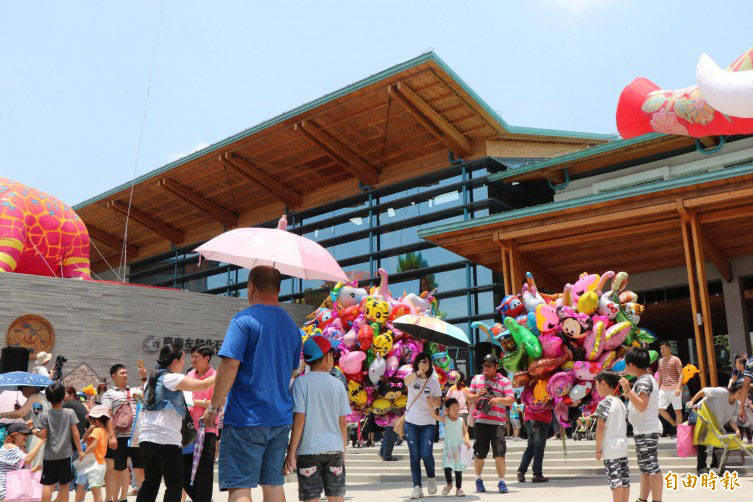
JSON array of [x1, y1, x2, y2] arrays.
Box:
[[442, 484, 453, 496], [427, 477, 437, 495], [411, 485, 424, 499]]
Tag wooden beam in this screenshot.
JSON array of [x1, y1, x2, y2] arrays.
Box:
[[294, 120, 379, 185], [221, 152, 303, 208], [388, 82, 472, 157], [497, 242, 512, 296], [689, 214, 718, 386], [698, 202, 753, 224], [106, 200, 185, 244], [87, 225, 139, 258], [158, 178, 238, 228], [701, 234, 732, 282], [680, 219, 707, 387], [508, 242, 522, 294], [518, 219, 680, 253]]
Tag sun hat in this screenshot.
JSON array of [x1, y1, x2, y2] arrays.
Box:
[[35, 352, 52, 365], [87, 405, 110, 419]]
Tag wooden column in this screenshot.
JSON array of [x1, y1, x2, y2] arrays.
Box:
[[508, 241, 522, 294], [498, 242, 512, 296], [689, 214, 718, 386], [680, 218, 708, 387]]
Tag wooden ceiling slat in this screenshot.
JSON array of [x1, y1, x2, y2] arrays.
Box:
[[157, 178, 238, 228], [221, 153, 303, 208], [106, 200, 185, 244]]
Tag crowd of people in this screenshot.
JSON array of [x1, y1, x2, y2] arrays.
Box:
[[0, 265, 751, 502]]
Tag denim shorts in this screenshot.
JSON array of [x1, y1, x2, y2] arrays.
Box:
[[296, 453, 345, 500], [218, 425, 291, 490]]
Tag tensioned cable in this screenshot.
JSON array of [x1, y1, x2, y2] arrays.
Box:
[[118, 0, 167, 281]]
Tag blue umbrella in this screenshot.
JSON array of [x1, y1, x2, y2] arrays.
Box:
[[0, 372, 53, 390]]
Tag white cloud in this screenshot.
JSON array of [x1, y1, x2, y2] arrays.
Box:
[[166, 142, 210, 163]]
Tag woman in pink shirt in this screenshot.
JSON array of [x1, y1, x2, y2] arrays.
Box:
[[446, 374, 470, 423]]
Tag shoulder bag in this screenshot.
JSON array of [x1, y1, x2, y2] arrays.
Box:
[[393, 377, 429, 440]]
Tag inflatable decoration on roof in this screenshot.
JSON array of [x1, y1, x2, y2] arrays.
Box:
[[474, 270, 657, 428], [617, 44, 753, 138], [0, 178, 91, 279], [299, 267, 457, 419]]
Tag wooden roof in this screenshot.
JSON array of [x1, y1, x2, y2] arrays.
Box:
[[420, 161, 753, 292], [76, 52, 610, 273]]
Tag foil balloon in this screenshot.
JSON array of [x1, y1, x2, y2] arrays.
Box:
[[432, 351, 452, 371], [371, 331, 394, 357], [385, 355, 400, 378], [576, 290, 599, 315], [342, 329, 358, 349], [569, 380, 593, 402], [345, 411, 364, 423], [538, 334, 564, 358], [535, 304, 560, 335], [584, 319, 606, 361], [682, 364, 700, 385], [502, 346, 527, 374], [331, 283, 368, 309], [503, 317, 542, 359], [340, 351, 366, 375], [369, 355, 386, 385], [547, 371, 576, 397], [347, 380, 367, 407], [648, 350, 659, 364], [372, 397, 391, 415], [602, 321, 631, 351], [374, 412, 398, 427], [532, 379, 551, 405], [611, 359, 627, 374], [573, 361, 602, 381], [447, 370, 461, 386], [357, 324, 374, 351], [496, 294, 525, 318], [363, 297, 390, 325], [528, 352, 569, 377], [553, 397, 570, 428], [392, 394, 407, 409], [330, 366, 347, 388], [396, 364, 413, 380], [512, 371, 530, 388]]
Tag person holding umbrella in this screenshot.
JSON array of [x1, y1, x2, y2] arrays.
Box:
[[0, 385, 51, 471], [403, 352, 442, 499], [466, 354, 515, 494], [204, 266, 303, 502]]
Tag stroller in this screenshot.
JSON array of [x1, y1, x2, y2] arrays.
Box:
[[696, 406, 753, 474], [572, 414, 596, 441]]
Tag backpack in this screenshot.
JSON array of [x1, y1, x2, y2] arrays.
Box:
[[112, 389, 134, 435]]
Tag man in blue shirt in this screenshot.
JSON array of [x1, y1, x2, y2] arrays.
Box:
[[205, 266, 302, 502]]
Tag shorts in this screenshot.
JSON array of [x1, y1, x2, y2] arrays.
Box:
[[658, 389, 682, 410], [41, 458, 74, 486], [296, 453, 345, 500], [86, 463, 107, 488], [473, 423, 506, 459], [634, 433, 661, 474], [105, 437, 143, 471], [218, 424, 290, 490], [603, 457, 630, 489]]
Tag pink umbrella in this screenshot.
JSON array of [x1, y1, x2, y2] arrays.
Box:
[[195, 215, 348, 282]]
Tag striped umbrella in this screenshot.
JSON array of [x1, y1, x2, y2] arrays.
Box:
[[190, 420, 205, 485]]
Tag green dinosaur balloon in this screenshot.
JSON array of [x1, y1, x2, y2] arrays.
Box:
[[502, 345, 527, 374], [503, 317, 542, 359]]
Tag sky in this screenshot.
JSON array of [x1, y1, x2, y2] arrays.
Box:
[[1, 1, 751, 206]]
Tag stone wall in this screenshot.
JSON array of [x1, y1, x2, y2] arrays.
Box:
[[0, 273, 312, 387]]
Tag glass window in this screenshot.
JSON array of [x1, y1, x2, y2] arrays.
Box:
[[476, 291, 495, 316], [438, 294, 469, 321], [327, 237, 372, 262], [303, 210, 370, 242], [472, 186, 487, 202], [476, 266, 493, 286], [433, 267, 468, 292]]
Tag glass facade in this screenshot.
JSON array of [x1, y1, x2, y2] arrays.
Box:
[[127, 156, 547, 367]]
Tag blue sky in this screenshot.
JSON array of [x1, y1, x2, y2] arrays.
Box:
[[1, 1, 750, 205]]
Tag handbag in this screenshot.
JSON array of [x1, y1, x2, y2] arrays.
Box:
[[393, 377, 430, 440], [5, 469, 42, 502], [688, 408, 698, 426], [181, 393, 197, 448], [676, 423, 697, 457]]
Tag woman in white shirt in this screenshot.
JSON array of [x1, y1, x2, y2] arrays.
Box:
[[136, 344, 215, 502], [403, 352, 442, 499]]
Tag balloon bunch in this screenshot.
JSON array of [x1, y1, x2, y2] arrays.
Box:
[[301, 268, 457, 421], [474, 270, 657, 427]]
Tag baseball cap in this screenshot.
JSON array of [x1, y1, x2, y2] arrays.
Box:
[[7, 423, 32, 435], [482, 353, 499, 365], [303, 335, 340, 363]]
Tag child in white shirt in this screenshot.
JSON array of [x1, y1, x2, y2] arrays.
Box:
[[595, 371, 629, 502]]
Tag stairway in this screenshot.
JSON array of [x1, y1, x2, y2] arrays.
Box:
[[342, 438, 753, 483]]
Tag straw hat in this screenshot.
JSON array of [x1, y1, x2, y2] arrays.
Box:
[[35, 352, 52, 365]]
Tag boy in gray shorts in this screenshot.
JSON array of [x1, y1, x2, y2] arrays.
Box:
[[284, 335, 351, 502]]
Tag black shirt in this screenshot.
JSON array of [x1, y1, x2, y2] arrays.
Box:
[[63, 399, 89, 436]]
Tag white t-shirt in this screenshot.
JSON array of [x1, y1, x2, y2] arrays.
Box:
[[137, 374, 186, 446], [595, 395, 628, 460], [627, 374, 663, 435], [701, 387, 739, 427], [405, 374, 442, 426]]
